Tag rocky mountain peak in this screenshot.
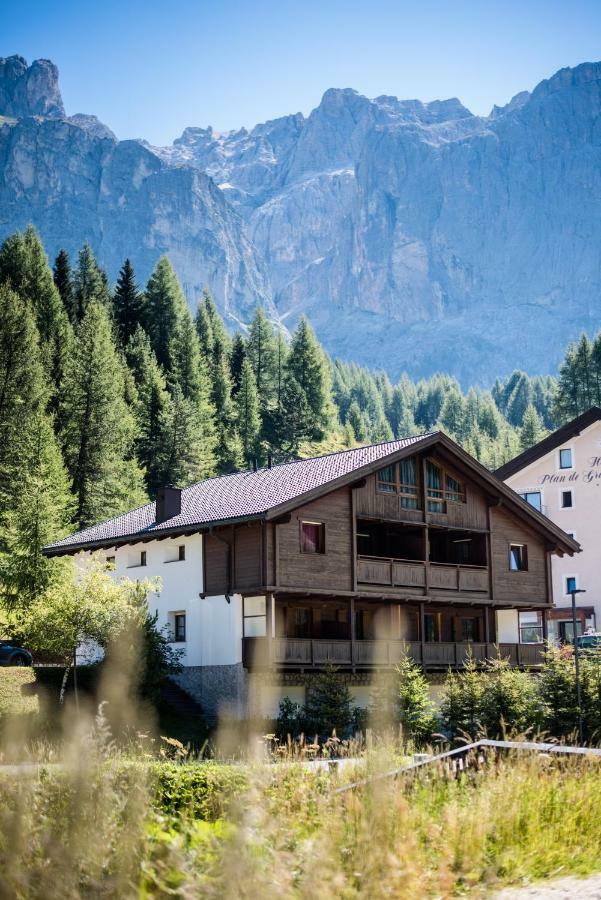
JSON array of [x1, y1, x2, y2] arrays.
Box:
[[0, 55, 64, 118]]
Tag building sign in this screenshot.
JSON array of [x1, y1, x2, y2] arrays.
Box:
[[538, 456, 601, 486]]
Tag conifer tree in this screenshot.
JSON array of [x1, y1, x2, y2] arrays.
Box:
[[53, 248, 73, 311], [161, 385, 216, 484], [552, 342, 582, 424], [72, 243, 110, 322], [520, 403, 546, 450], [235, 357, 260, 463], [0, 227, 73, 401], [212, 354, 244, 473], [143, 256, 188, 371], [60, 301, 146, 528], [202, 290, 231, 362], [126, 328, 173, 496], [0, 409, 73, 605], [230, 333, 247, 396], [112, 258, 144, 346], [247, 306, 277, 406], [286, 316, 331, 439], [271, 373, 312, 454], [194, 300, 214, 362], [0, 286, 48, 555]]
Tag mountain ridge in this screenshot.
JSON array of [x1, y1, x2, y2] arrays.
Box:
[[1, 55, 601, 384]]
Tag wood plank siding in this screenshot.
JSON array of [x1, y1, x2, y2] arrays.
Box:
[[490, 506, 549, 606], [276, 488, 354, 592], [234, 523, 262, 589]]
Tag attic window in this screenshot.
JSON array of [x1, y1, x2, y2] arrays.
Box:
[[376, 458, 419, 509], [509, 544, 528, 572], [300, 521, 325, 554]]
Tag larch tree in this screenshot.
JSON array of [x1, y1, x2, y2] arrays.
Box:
[[235, 357, 260, 464], [229, 332, 247, 396], [286, 316, 331, 440], [72, 243, 111, 323], [53, 248, 74, 311], [60, 300, 147, 529], [0, 408, 73, 606], [143, 256, 188, 372], [112, 258, 144, 347], [0, 285, 48, 562], [520, 403, 546, 450], [0, 227, 73, 403]]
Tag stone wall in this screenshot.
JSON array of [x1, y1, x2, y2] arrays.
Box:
[[172, 663, 248, 724]]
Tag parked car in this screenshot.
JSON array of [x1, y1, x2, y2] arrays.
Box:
[[0, 641, 33, 666], [576, 633, 601, 650]]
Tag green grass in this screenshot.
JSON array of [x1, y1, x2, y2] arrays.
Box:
[[1, 733, 601, 898]]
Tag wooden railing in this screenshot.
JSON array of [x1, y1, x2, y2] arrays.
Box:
[[356, 556, 489, 594], [243, 637, 545, 670]]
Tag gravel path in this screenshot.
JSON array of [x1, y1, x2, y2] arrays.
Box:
[[494, 874, 601, 898]]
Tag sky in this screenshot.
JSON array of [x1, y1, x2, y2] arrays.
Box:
[[2, 0, 601, 145]]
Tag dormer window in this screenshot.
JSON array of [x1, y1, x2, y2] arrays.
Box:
[[376, 458, 419, 509]]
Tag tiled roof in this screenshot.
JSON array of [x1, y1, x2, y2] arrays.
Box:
[[45, 434, 433, 554]]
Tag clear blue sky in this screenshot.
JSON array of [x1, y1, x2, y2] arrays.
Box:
[[2, 0, 601, 145]]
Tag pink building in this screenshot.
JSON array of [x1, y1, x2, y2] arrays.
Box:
[[496, 408, 601, 643]]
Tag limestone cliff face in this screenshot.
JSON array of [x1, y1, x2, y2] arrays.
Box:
[[2, 55, 601, 381], [157, 64, 601, 381], [0, 56, 273, 325]]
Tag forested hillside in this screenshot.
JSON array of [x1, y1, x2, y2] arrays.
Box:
[[0, 226, 599, 605]]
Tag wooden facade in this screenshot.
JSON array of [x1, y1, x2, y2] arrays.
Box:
[[200, 442, 571, 671]]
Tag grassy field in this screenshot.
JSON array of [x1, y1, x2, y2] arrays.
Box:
[[1, 727, 601, 898]]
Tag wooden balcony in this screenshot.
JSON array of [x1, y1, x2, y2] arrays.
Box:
[[243, 637, 544, 670], [356, 556, 489, 595]]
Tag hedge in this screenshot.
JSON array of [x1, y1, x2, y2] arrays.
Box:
[[149, 761, 247, 821]]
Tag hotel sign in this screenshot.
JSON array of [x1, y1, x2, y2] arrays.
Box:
[[538, 456, 601, 485]]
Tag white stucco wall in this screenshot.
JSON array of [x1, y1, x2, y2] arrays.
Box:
[[496, 609, 520, 643], [78, 535, 243, 667], [504, 420, 601, 632]]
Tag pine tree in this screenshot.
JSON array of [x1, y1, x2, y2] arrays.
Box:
[[161, 385, 216, 485], [53, 248, 73, 311], [520, 403, 546, 450], [72, 243, 110, 322], [553, 342, 582, 424], [235, 357, 260, 463], [202, 290, 231, 362], [286, 316, 331, 439], [0, 285, 48, 555], [170, 312, 217, 470], [247, 306, 277, 407], [212, 354, 244, 473], [230, 333, 247, 396], [0, 227, 73, 402], [143, 256, 188, 371], [270, 373, 312, 455], [0, 410, 73, 605], [303, 665, 353, 737], [112, 259, 144, 346], [126, 328, 173, 496], [60, 301, 146, 528]]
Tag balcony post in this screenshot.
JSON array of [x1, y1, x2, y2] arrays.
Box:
[[484, 606, 490, 643], [419, 602, 426, 667]]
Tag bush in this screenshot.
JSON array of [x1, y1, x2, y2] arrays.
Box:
[[275, 696, 304, 740], [150, 761, 247, 821], [303, 666, 354, 738], [0, 667, 38, 719], [397, 655, 437, 746]]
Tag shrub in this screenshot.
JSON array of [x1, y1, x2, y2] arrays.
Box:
[[396, 655, 437, 746], [538, 644, 579, 738], [150, 761, 247, 821], [440, 654, 484, 738], [477, 657, 542, 736], [275, 696, 304, 740], [303, 666, 353, 738]]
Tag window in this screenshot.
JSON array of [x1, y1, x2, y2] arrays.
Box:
[[519, 610, 543, 644], [461, 617, 479, 642], [565, 576, 577, 595], [243, 595, 267, 637], [376, 459, 419, 509], [559, 448, 573, 469], [426, 460, 466, 513], [106, 555, 115, 568], [519, 491, 542, 512], [509, 543, 528, 571], [376, 464, 396, 493], [173, 613, 186, 642], [290, 607, 311, 639], [561, 490, 573, 509], [300, 521, 325, 553], [178, 545, 185, 561], [140, 551, 147, 566]]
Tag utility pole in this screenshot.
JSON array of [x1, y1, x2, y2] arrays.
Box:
[[570, 587, 586, 744]]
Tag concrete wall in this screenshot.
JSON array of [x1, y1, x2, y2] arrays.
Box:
[[504, 420, 601, 630], [79, 537, 244, 668]]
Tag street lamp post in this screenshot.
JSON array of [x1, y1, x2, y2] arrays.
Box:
[[570, 587, 586, 744]]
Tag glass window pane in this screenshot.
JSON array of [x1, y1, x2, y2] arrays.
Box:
[[245, 595, 266, 617], [561, 491, 573, 508], [244, 616, 266, 637], [426, 461, 442, 490], [301, 522, 324, 553], [559, 449, 572, 469], [399, 458, 417, 487], [377, 465, 396, 492]]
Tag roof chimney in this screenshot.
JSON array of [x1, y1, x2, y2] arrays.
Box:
[[156, 486, 182, 524], [267, 452, 272, 469]]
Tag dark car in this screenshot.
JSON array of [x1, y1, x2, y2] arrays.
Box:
[[0, 641, 33, 666]]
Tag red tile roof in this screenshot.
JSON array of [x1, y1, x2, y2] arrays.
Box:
[[44, 434, 432, 554]]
